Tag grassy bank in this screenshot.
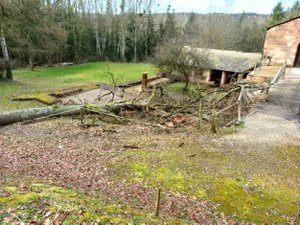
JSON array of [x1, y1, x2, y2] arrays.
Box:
[[0, 63, 157, 111]]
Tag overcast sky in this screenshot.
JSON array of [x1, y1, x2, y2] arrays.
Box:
[[156, 0, 297, 14]]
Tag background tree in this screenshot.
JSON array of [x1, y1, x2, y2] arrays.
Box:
[[154, 38, 210, 90], [0, 0, 12, 79], [268, 2, 285, 25], [0, 0, 274, 67], [286, 1, 300, 19]]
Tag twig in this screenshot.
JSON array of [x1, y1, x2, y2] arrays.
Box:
[[155, 188, 161, 217], [83, 107, 125, 123], [216, 102, 238, 116], [198, 98, 203, 129], [106, 63, 117, 87], [211, 109, 217, 134]]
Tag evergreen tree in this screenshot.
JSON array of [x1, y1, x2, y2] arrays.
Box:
[[286, 1, 300, 19], [0, 0, 268, 65], [184, 12, 199, 45], [164, 6, 177, 41], [270, 2, 285, 25], [157, 21, 165, 44], [144, 12, 156, 60]]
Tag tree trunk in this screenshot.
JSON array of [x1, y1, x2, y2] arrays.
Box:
[[0, 105, 81, 126], [134, 26, 137, 63], [94, 1, 101, 61], [95, 30, 101, 61], [0, 36, 13, 79], [184, 75, 189, 90], [0, 102, 134, 126], [29, 53, 34, 71]]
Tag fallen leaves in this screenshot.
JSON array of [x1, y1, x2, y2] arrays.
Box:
[[0, 117, 232, 224]]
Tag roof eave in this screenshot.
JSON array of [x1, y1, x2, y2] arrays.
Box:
[[267, 16, 300, 30]]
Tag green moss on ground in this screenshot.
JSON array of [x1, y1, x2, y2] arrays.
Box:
[[111, 138, 300, 224], [0, 183, 175, 224], [12, 93, 58, 104], [12, 84, 99, 105]]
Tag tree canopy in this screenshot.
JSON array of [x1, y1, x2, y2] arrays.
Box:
[[0, 0, 279, 67]]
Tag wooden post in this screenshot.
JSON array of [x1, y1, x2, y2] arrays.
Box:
[[237, 86, 244, 123], [220, 71, 226, 86], [237, 73, 243, 81], [155, 188, 161, 217], [211, 110, 217, 134], [80, 107, 85, 125], [237, 101, 242, 123], [206, 70, 212, 83], [198, 98, 203, 129], [142, 72, 148, 91]]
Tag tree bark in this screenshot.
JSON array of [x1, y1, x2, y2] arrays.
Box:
[[0, 36, 12, 79], [0, 102, 135, 126], [0, 105, 81, 126]]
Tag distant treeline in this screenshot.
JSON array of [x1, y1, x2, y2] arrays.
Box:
[[0, 0, 299, 67]]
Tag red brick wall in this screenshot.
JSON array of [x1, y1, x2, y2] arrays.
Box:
[[264, 18, 300, 66]]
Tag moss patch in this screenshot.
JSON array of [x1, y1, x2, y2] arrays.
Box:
[[110, 138, 300, 224], [210, 178, 298, 223], [0, 183, 174, 224], [12, 84, 98, 105], [12, 93, 58, 104]]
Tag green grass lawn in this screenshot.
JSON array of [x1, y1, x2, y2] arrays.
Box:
[[0, 62, 157, 112], [167, 82, 212, 93]]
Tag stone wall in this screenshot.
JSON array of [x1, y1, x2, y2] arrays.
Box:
[[264, 18, 300, 66]]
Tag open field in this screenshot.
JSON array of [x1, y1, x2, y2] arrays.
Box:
[[0, 63, 157, 112]]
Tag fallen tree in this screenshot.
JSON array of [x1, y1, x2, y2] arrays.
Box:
[[0, 102, 136, 126], [0, 83, 266, 128]]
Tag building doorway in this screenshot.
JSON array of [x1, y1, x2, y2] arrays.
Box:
[[294, 43, 300, 67]]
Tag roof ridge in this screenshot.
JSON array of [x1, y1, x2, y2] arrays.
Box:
[[267, 15, 300, 30]]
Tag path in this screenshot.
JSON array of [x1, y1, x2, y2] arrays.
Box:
[[217, 67, 300, 150], [61, 77, 169, 105]]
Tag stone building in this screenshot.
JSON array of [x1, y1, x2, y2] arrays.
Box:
[[264, 16, 300, 67], [185, 47, 262, 86]]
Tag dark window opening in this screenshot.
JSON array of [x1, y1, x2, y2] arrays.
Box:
[[210, 70, 240, 86], [210, 70, 223, 85], [294, 43, 300, 67]]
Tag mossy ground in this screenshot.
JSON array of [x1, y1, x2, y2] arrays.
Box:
[[0, 117, 299, 223], [110, 134, 300, 224], [12, 84, 99, 105], [0, 183, 177, 224]]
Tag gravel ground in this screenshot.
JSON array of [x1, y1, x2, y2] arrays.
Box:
[[216, 72, 300, 150]]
